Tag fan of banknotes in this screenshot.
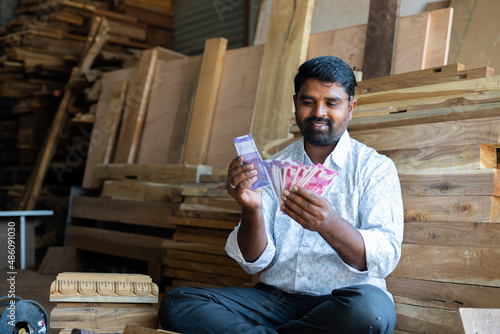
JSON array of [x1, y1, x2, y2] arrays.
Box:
[[234, 134, 338, 203]]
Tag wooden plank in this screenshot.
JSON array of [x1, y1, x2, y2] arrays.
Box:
[[71, 196, 177, 228], [355, 75, 500, 107], [136, 57, 191, 164], [82, 67, 135, 189], [348, 104, 500, 132], [165, 55, 202, 164], [399, 170, 495, 197], [449, 0, 500, 74], [183, 38, 228, 164], [391, 244, 500, 287], [480, 143, 500, 169], [92, 80, 128, 185], [362, 0, 400, 79], [423, 7, 453, 69], [173, 232, 227, 246], [94, 163, 212, 183], [101, 180, 177, 202], [394, 303, 463, 334], [172, 183, 229, 198], [164, 258, 250, 279], [113, 48, 158, 163], [402, 221, 500, 248], [387, 277, 500, 311], [424, 0, 451, 12], [250, 0, 314, 152], [56, 272, 152, 282], [165, 249, 238, 267], [168, 215, 238, 230], [350, 115, 500, 151], [50, 304, 157, 330], [460, 308, 500, 334], [392, 11, 430, 75], [380, 144, 479, 173], [180, 197, 241, 214], [172, 209, 241, 222], [50, 280, 158, 303], [403, 195, 493, 222], [164, 267, 250, 287], [205, 44, 264, 168], [162, 239, 227, 256]]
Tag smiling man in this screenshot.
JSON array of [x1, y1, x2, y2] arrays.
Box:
[[158, 56, 404, 333]]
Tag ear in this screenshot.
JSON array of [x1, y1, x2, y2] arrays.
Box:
[[347, 98, 357, 121], [293, 94, 297, 107]]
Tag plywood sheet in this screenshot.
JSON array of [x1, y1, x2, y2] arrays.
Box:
[[449, 0, 500, 72], [82, 67, 135, 189], [205, 44, 264, 168]]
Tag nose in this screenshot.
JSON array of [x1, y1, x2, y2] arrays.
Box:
[[313, 102, 327, 117]]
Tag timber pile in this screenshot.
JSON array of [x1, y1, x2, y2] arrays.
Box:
[[0, 0, 175, 207], [49, 272, 159, 333], [287, 63, 500, 333]]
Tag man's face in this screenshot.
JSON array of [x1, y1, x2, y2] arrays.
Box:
[[294, 78, 356, 147]]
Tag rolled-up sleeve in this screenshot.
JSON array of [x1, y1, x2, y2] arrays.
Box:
[[225, 226, 276, 274], [358, 159, 404, 277]]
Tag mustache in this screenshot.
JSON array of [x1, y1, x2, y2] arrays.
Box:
[[305, 116, 333, 127]]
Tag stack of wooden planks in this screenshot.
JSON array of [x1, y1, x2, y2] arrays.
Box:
[[49, 272, 159, 333], [287, 63, 500, 333]]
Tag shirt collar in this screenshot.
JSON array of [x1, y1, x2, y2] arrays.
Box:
[[301, 130, 351, 169]]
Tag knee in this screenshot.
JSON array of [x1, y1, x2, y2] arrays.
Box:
[[158, 286, 198, 330], [333, 284, 396, 333]]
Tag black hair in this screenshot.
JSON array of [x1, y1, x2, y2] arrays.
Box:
[[294, 56, 357, 97]]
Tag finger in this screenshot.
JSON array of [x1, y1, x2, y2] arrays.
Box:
[[281, 187, 317, 215], [227, 167, 257, 191], [280, 198, 313, 225], [289, 185, 323, 206]]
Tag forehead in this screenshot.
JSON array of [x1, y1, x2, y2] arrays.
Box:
[[297, 78, 349, 99]]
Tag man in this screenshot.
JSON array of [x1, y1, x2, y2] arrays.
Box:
[[159, 56, 404, 333]]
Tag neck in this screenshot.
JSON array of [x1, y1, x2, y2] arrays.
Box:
[[304, 140, 336, 164]]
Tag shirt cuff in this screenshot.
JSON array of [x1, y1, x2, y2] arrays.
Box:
[[225, 225, 276, 274]]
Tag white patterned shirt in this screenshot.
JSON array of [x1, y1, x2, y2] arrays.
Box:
[[225, 131, 404, 298]]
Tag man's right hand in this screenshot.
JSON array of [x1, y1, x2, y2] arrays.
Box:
[[226, 156, 262, 210]]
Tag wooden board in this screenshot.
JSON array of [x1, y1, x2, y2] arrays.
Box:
[[82, 67, 135, 189], [164, 258, 250, 280], [113, 48, 158, 163], [93, 163, 212, 183], [398, 170, 495, 197], [50, 303, 157, 330], [391, 244, 500, 287], [165, 249, 238, 267], [423, 7, 453, 69], [460, 308, 500, 334], [71, 196, 177, 228], [164, 267, 250, 287], [480, 143, 500, 169], [50, 280, 158, 303], [350, 115, 500, 151], [362, 0, 400, 79], [394, 303, 462, 334], [250, 0, 314, 152], [183, 38, 227, 164], [162, 239, 227, 256], [204, 44, 264, 168], [136, 57, 192, 164], [392, 11, 430, 75], [387, 277, 500, 311], [56, 272, 152, 282], [402, 221, 500, 248], [449, 0, 500, 74], [180, 197, 241, 214]]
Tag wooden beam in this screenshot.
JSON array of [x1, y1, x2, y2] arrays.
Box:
[[71, 196, 177, 228], [480, 143, 500, 169], [183, 38, 227, 164], [460, 308, 500, 334], [250, 0, 314, 152], [114, 48, 158, 163], [93, 163, 212, 183], [362, 0, 400, 79]]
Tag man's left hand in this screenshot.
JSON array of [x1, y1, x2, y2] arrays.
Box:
[[281, 186, 334, 233]]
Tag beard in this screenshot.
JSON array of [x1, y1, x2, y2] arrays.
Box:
[[296, 116, 341, 147]]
